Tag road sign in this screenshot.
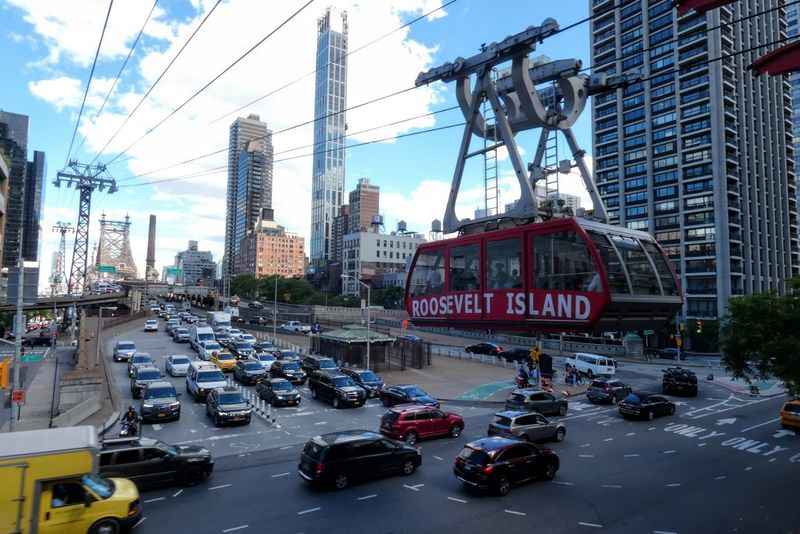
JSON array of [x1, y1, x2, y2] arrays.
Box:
[[643, 329, 655, 335], [11, 389, 25, 405], [21, 353, 43, 363], [97, 264, 117, 273]]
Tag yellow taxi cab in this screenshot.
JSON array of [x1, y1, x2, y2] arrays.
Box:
[[780, 399, 800, 430], [211, 351, 236, 372]]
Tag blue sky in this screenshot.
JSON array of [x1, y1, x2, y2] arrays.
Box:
[[0, 0, 593, 290]]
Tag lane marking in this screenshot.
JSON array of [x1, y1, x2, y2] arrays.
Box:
[[578, 522, 603, 528], [625, 432, 636, 436], [222, 526, 248, 533], [653, 531, 678, 534], [133, 517, 146, 528], [143, 497, 165, 503], [357, 494, 377, 501], [601, 484, 622, 489], [297, 507, 321, 516], [580, 443, 592, 448], [403, 484, 425, 492], [648, 427, 656, 431], [740, 418, 780, 432], [280, 445, 292, 450], [665, 483, 681, 487], [172, 489, 183, 498], [662, 450, 676, 454], [689, 395, 782, 420], [624, 454, 640, 458], [152, 424, 163, 431], [209, 484, 232, 491], [769, 458, 777, 463], [714, 475, 727, 480], [271, 472, 290, 478], [552, 481, 574, 486], [505, 510, 527, 516], [697, 443, 707, 447], [603, 438, 614, 442], [434, 456, 444, 461], [314, 421, 328, 425], [447, 497, 467, 503], [744, 466, 753, 471], [579, 454, 595, 458]]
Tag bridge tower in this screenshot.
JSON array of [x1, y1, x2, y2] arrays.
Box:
[[94, 214, 138, 281]]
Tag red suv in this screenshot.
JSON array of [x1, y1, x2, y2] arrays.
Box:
[[380, 405, 464, 445]]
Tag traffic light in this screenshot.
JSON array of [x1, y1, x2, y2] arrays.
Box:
[[697, 320, 703, 334], [0, 360, 9, 389]]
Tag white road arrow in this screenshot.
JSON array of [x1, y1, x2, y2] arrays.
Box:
[[716, 418, 737, 426], [773, 429, 797, 439]]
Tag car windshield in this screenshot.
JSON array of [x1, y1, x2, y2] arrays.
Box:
[[243, 362, 262, 371], [236, 343, 253, 350], [176, 328, 188, 334], [333, 377, 356, 387], [282, 362, 300, 371], [458, 447, 490, 466], [81, 474, 114, 499], [204, 343, 221, 350], [118, 343, 135, 350], [198, 371, 225, 382], [404, 387, 427, 397], [258, 354, 275, 361], [510, 393, 526, 403], [219, 392, 243, 404], [137, 370, 160, 380], [217, 353, 234, 361], [272, 381, 292, 391], [319, 359, 337, 369], [303, 441, 325, 461], [145, 387, 175, 399], [133, 356, 152, 364], [172, 357, 190, 365], [359, 371, 379, 382], [493, 415, 512, 426], [784, 403, 800, 414]]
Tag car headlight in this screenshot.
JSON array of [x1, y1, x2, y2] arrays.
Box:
[[142, 403, 154, 409], [170, 402, 180, 408]]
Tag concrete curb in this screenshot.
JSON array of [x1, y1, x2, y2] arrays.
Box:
[[707, 378, 787, 399], [98, 410, 120, 436]]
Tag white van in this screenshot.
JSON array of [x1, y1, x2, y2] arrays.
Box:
[[186, 361, 227, 400], [190, 325, 216, 352], [565, 353, 616, 378]]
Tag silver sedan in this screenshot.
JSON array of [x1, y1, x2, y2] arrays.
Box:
[[165, 354, 192, 377]]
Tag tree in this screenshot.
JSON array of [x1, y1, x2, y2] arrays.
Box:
[[231, 274, 258, 299], [720, 278, 800, 397]]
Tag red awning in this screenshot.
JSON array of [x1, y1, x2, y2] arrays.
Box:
[[749, 41, 800, 76], [676, 0, 738, 16]]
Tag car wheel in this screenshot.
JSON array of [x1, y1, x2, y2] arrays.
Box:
[[554, 428, 566, 442], [542, 463, 557, 480], [558, 404, 567, 416], [311, 388, 318, 399], [89, 518, 120, 534], [668, 405, 676, 416], [648, 410, 655, 421], [334, 473, 349, 490], [405, 431, 418, 445], [449, 425, 463, 438], [333, 397, 340, 409], [402, 459, 416, 476], [495, 475, 511, 496]]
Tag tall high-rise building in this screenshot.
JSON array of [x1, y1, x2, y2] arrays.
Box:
[[589, 0, 798, 321], [310, 7, 348, 266], [234, 139, 271, 261], [789, 3, 799, 209], [24, 150, 45, 261], [224, 114, 272, 286], [175, 240, 216, 286], [348, 177, 379, 233]]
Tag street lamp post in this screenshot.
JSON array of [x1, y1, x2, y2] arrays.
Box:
[[272, 276, 277, 340], [95, 306, 118, 369], [342, 274, 371, 370]]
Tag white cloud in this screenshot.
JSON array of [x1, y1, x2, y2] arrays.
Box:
[[28, 76, 82, 110]]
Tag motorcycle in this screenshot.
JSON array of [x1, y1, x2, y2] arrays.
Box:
[[515, 375, 530, 389], [120, 419, 139, 437]]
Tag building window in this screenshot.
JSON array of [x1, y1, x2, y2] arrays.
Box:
[[625, 191, 648, 205], [655, 185, 678, 199], [626, 220, 649, 231], [625, 176, 647, 190]]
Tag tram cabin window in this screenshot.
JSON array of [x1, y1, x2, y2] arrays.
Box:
[[586, 231, 631, 294], [409, 250, 445, 296], [640, 240, 679, 296], [486, 239, 522, 290], [533, 232, 601, 292], [449, 244, 480, 291], [610, 235, 661, 295]]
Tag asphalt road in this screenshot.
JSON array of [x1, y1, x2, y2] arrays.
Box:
[[130, 392, 799, 534]]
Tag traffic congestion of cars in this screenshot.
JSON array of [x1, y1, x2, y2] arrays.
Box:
[[108, 300, 689, 499]]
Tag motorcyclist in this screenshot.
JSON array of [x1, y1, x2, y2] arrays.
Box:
[[516, 364, 529, 388], [121, 406, 139, 435]]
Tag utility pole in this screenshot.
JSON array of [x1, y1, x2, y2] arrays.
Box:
[[10, 219, 25, 431], [272, 276, 277, 340], [54, 160, 117, 295]]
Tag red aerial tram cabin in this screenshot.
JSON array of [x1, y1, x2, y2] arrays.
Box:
[[404, 217, 682, 333]]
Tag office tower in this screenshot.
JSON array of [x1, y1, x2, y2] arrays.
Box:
[[310, 7, 348, 266], [175, 240, 216, 286], [0, 121, 24, 271], [789, 3, 799, 209], [224, 114, 272, 286], [24, 150, 45, 261], [348, 178, 379, 233], [234, 139, 270, 262], [589, 0, 798, 321], [331, 204, 350, 263]]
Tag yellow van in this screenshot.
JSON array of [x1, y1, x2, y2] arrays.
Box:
[[0, 426, 141, 534], [780, 399, 800, 430]]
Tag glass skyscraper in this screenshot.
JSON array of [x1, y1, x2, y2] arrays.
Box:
[[310, 7, 348, 267], [589, 0, 798, 321], [789, 3, 799, 208]]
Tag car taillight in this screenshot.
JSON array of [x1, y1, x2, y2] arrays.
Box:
[[316, 463, 325, 475], [482, 465, 494, 475]]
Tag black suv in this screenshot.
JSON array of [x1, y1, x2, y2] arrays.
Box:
[[308, 370, 366, 408], [233, 359, 267, 385], [130, 366, 163, 399], [206, 387, 252, 426], [140, 381, 181, 422], [662, 367, 698, 396], [586, 379, 632, 404], [340, 368, 384, 398], [298, 430, 421, 489], [228, 341, 255, 360], [301, 354, 339, 375], [453, 437, 559, 496], [99, 436, 213, 488], [256, 378, 301, 406], [270, 360, 307, 385]]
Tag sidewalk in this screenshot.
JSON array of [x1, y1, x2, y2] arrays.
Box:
[[710, 376, 786, 398]]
